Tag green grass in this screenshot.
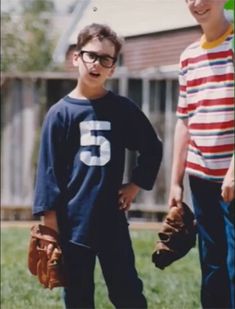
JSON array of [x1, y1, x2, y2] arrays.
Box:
[[1, 227, 201, 309]]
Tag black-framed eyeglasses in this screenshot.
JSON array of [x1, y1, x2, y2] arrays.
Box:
[[79, 50, 116, 68]]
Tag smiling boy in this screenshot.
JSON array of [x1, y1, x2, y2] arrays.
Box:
[[168, 1, 234, 308]]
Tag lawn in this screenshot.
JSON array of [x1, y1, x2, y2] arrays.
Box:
[[1, 226, 201, 309]]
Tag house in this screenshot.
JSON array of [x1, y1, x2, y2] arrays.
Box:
[[1, 0, 202, 220], [53, 0, 200, 71]]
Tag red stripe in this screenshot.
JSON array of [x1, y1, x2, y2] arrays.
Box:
[[187, 103, 198, 111], [187, 162, 227, 176], [190, 120, 234, 130], [180, 85, 186, 92], [182, 50, 232, 66], [189, 141, 234, 153], [187, 74, 234, 87], [187, 98, 234, 111], [195, 98, 234, 106], [177, 106, 188, 114]]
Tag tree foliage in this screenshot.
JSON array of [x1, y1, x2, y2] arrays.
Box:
[[224, 0, 234, 10], [1, 0, 56, 72]]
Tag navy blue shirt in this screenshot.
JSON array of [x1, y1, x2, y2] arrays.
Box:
[[33, 91, 162, 249]]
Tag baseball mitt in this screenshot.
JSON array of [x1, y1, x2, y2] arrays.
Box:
[[152, 202, 196, 269], [28, 224, 67, 289]]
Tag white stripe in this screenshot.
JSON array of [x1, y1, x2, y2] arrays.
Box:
[[182, 60, 234, 81], [188, 112, 234, 123], [188, 151, 231, 169], [186, 167, 223, 181], [188, 151, 206, 167], [186, 89, 234, 104], [187, 81, 234, 93], [182, 38, 232, 59], [190, 136, 234, 147]]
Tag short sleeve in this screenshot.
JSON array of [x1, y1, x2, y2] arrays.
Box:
[[176, 57, 188, 119]]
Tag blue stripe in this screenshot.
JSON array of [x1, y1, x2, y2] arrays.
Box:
[[177, 114, 188, 119], [197, 107, 234, 113], [182, 58, 233, 74], [191, 129, 234, 136], [188, 148, 233, 159], [187, 83, 234, 94]]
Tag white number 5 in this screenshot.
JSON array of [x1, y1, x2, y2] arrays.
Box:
[[80, 120, 111, 166]]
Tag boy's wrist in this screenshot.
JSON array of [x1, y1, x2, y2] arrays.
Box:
[[43, 210, 59, 233], [130, 182, 141, 193], [170, 179, 184, 188]]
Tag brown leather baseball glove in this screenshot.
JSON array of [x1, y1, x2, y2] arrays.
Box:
[[28, 224, 67, 289], [152, 202, 196, 269]]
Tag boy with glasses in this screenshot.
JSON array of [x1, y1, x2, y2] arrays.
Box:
[[168, 1, 234, 308], [33, 23, 162, 308]]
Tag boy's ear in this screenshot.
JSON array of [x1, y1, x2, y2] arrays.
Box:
[[72, 51, 80, 67]]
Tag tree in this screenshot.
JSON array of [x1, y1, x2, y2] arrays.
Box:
[[224, 0, 234, 53], [1, 0, 56, 72], [224, 0, 234, 10]]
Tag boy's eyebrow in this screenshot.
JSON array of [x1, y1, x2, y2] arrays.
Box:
[[82, 50, 115, 58]]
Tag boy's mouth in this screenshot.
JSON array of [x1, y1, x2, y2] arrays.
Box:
[[194, 9, 210, 16], [89, 71, 101, 78]]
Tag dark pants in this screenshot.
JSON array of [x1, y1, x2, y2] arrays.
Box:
[[63, 221, 147, 309], [189, 176, 235, 309]]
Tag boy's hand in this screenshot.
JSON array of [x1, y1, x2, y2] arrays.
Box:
[[118, 183, 140, 211], [168, 184, 183, 208], [221, 156, 235, 202], [221, 174, 235, 202]]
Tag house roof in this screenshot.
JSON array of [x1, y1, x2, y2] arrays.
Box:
[[68, 0, 197, 43]]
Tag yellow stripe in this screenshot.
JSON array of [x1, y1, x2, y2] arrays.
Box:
[[200, 24, 233, 49]]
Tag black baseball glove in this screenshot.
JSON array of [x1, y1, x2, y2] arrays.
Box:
[[152, 202, 197, 269]]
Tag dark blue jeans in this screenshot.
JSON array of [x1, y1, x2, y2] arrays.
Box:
[[63, 221, 147, 309], [189, 176, 235, 309]]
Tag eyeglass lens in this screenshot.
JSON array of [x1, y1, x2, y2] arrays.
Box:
[[81, 51, 115, 68]]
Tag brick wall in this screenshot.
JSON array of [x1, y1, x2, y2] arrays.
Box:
[[123, 26, 201, 71]]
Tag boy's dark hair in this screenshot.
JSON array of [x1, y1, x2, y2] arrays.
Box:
[[76, 23, 123, 58]]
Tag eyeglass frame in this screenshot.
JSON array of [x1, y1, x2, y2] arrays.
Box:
[[79, 50, 117, 68]]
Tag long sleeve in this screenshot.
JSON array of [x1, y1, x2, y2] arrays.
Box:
[[33, 108, 67, 216], [125, 103, 163, 190]]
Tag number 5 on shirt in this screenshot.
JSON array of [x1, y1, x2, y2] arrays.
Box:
[[80, 120, 111, 166]]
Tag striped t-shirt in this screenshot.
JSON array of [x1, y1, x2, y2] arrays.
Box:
[[177, 25, 234, 182]]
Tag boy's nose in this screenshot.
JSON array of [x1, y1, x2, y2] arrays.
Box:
[[193, 0, 206, 7], [93, 58, 101, 66]]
